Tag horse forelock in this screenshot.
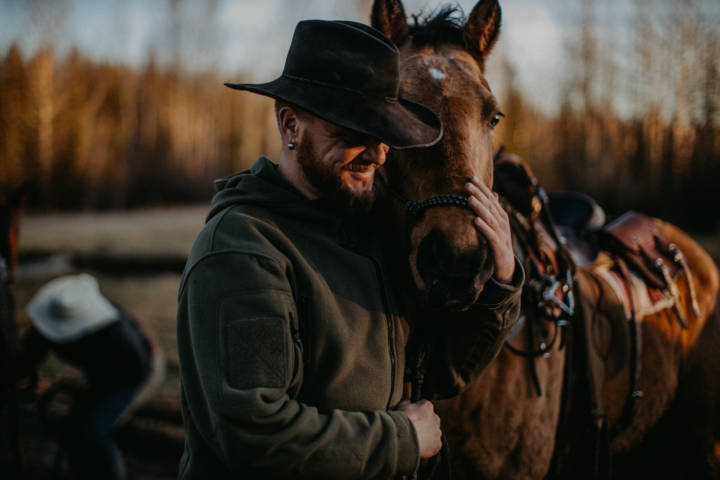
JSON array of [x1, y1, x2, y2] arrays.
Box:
[[407, 5, 466, 48]]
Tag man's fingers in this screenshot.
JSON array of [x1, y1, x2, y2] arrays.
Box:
[[466, 177, 515, 282], [469, 198, 499, 229], [464, 180, 489, 200], [475, 216, 512, 256], [466, 184, 496, 212], [474, 217, 498, 241], [400, 399, 443, 459], [470, 176, 497, 201], [468, 191, 508, 232], [470, 175, 489, 190], [465, 180, 505, 217]]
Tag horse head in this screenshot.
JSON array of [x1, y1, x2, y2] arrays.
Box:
[[372, 0, 503, 311]]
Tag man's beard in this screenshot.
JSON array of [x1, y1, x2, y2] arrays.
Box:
[[296, 137, 377, 213]]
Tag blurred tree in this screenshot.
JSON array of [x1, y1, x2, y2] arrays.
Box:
[[0, 0, 716, 231]]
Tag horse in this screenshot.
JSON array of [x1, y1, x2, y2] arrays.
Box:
[[370, 0, 720, 478], [0, 186, 26, 476]]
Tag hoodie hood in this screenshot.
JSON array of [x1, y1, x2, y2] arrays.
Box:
[[209, 157, 316, 222], [207, 157, 377, 236]]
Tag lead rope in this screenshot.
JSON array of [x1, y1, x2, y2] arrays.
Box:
[[411, 346, 451, 480]]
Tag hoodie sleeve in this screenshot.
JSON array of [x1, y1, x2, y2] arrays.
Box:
[[177, 252, 419, 479]]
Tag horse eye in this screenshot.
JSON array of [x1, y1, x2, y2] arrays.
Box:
[[489, 112, 505, 129]]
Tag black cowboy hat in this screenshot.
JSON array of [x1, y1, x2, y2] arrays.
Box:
[[225, 20, 442, 150]]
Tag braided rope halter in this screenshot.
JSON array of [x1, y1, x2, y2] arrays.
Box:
[[385, 188, 472, 217]]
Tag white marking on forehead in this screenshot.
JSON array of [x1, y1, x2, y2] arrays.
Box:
[[428, 67, 446, 81], [415, 53, 479, 81]]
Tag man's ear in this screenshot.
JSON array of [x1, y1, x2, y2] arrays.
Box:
[[278, 105, 299, 142]]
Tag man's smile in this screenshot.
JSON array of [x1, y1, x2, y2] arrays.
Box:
[[344, 161, 379, 173]]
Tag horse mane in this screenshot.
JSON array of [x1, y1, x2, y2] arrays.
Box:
[[408, 4, 466, 47]]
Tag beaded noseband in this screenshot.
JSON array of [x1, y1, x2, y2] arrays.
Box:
[[386, 188, 472, 217]]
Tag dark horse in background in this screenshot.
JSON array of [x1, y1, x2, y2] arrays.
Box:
[[0, 187, 26, 476], [371, 0, 720, 478]]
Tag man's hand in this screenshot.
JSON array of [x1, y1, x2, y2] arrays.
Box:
[[397, 399, 442, 459], [465, 176, 515, 283]]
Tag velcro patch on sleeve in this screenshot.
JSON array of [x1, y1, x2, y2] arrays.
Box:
[[224, 316, 288, 390]]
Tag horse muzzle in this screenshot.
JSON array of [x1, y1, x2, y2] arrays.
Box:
[[413, 226, 494, 311]]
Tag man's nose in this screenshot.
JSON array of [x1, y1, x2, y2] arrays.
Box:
[[365, 142, 389, 166]]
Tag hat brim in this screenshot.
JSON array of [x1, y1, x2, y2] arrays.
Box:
[[225, 76, 442, 150]]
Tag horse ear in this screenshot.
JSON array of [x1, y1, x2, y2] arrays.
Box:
[[463, 0, 502, 65], [371, 0, 409, 45]]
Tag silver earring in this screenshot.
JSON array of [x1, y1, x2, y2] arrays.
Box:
[[288, 141, 296, 150]]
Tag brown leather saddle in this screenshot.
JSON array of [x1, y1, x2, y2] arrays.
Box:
[[493, 151, 701, 479]]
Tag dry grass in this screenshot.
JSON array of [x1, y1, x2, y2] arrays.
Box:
[[18, 205, 207, 258]]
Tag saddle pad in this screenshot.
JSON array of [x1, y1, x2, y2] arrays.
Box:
[[593, 264, 675, 321]]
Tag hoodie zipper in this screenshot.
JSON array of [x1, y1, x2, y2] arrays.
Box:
[[367, 254, 398, 410], [342, 221, 398, 410]]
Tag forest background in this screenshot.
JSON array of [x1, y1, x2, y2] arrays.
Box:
[[1, 0, 719, 231]]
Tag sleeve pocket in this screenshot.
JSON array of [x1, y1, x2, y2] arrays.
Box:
[[224, 316, 288, 390]]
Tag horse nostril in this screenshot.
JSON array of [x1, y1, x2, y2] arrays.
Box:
[[416, 229, 452, 285], [416, 228, 493, 307]]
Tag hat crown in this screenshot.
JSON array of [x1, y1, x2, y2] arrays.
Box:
[[49, 282, 93, 321], [282, 20, 400, 99], [27, 274, 120, 343], [224, 20, 442, 149]]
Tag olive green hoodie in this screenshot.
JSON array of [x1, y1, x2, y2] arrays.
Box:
[[176, 157, 522, 479]]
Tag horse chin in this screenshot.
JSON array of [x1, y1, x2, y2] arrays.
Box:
[[420, 282, 484, 312], [431, 289, 482, 312]]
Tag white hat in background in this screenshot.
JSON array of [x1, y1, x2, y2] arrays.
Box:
[[26, 274, 119, 343]]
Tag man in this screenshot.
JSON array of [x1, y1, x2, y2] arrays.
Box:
[[18, 274, 159, 480], [177, 20, 521, 479]]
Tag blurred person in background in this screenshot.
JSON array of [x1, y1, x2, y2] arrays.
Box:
[[177, 19, 522, 479], [17, 273, 164, 480]]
